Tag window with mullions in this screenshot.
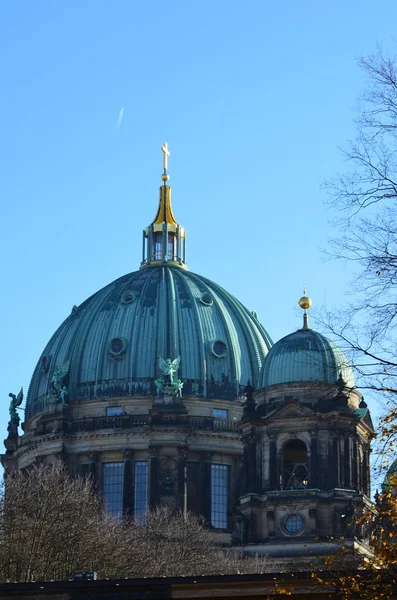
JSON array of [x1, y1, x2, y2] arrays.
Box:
[[167, 233, 177, 261], [134, 461, 148, 522], [211, 464, 229, 529], [154, 232, 162, 260], [102, 462, 124, 518]]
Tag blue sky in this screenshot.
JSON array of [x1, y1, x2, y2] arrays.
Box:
[[1, 1, 396, 436]]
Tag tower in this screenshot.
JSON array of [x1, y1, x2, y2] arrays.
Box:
[[238, 292, 375, 561]]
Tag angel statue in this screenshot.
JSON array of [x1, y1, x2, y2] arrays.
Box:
[[48, 360, 70, 403], [8, 387, 23, 426], [159, 356, 181, 385], [155, 356, 183, 399]]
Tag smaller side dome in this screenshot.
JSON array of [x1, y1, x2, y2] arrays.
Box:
[[261, 328, 355, 388], [382, 460, 397, 492]]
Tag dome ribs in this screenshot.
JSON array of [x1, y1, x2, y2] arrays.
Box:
[[261, 329, 355, 389], [26, 267, 273, 417]]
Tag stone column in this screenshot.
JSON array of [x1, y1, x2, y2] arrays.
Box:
[[269, 436, 278, 490], [344, 437, 352, 489], [310, 433, 318, 488], [363, 448, 370, 496], [177, 445, 188, 512], [317, 431, 327, 490], [330, 437, 340, 488], [87, 451, 100, 490], [352, 439, 359, 491], [202, 452, 212, 524], [232, 454, 244, 508], [149, 446, 160, 508], [123, 449, 134, 517], [244, 430, 257, 493]]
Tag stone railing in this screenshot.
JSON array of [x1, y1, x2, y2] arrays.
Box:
[[71, 414, 239, 433], [72, 415, 149, 432]]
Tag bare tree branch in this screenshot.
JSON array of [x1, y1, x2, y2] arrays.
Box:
[[0, 464, 270, 582]]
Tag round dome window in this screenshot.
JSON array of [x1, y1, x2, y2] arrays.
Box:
[[109, 337, 127, 357], [283, 513, 304, 535], [212, 340, 227, 358], [121, 291, 135, 305], [200, 292, 213, 306]]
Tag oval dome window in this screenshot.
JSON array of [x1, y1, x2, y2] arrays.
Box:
[[121, 291, 135, 305], [200, 292, 213, 306], [109, 337, 127, 357], [212, 340, 227, 358]]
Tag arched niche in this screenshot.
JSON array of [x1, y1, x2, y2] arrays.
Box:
[[282, 439, 309, 490]]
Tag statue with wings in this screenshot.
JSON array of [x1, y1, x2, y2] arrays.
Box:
[[158, 356, 181, 385], [8, 387, 23, 426], [155, 356, 183, 399], [48, 360, 70, 403]]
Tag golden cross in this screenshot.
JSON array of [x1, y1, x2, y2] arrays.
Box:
[[161, 142, 170, 171]]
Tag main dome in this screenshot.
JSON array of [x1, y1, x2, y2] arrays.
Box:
[[26, 267, 272, 420], [26, 146, 273, 420], [261, 327, 355, 389]]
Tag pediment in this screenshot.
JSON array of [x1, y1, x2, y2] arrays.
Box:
[[262, 400, 315, 421], [353, 407, 375, 433], [362, 409, 374, 432]]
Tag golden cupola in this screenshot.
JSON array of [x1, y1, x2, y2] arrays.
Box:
[[140, 143, 187, 269]]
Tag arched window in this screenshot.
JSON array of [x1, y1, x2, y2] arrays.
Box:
[[167, 233, 177, 261], [154, 232, 162, 260], [282, 439, 309, 490]]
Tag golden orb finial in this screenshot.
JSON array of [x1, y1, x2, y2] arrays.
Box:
[[298, 284, 312, 311], [298, 295, 312, 310], [298, 286, 311, 329]]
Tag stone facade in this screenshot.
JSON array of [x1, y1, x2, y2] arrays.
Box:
[[2, 375, 375, 558], [1, 151, 376, 562]]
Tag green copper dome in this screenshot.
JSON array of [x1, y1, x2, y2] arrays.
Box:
[[26, 267, 273, 420], [382, 460, 397, 492], [261, 327, 355, 389]]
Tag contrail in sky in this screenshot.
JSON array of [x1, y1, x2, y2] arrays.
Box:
[[117, 108, 124, 128]]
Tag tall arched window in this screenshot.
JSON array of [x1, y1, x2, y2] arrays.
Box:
[[167, 233, 177, 261], [282, 439, 308, 489], [154, 232, 162, 260]]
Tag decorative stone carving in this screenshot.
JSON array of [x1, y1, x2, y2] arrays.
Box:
[[177, 444, 189, 459], [123, 448, 134, 460], [159, 457, 177, 495]]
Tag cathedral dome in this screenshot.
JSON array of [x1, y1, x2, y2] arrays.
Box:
[[26, 146, 272, 421], [26, 267, 272, 420], [260, 296, 354, 389]]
